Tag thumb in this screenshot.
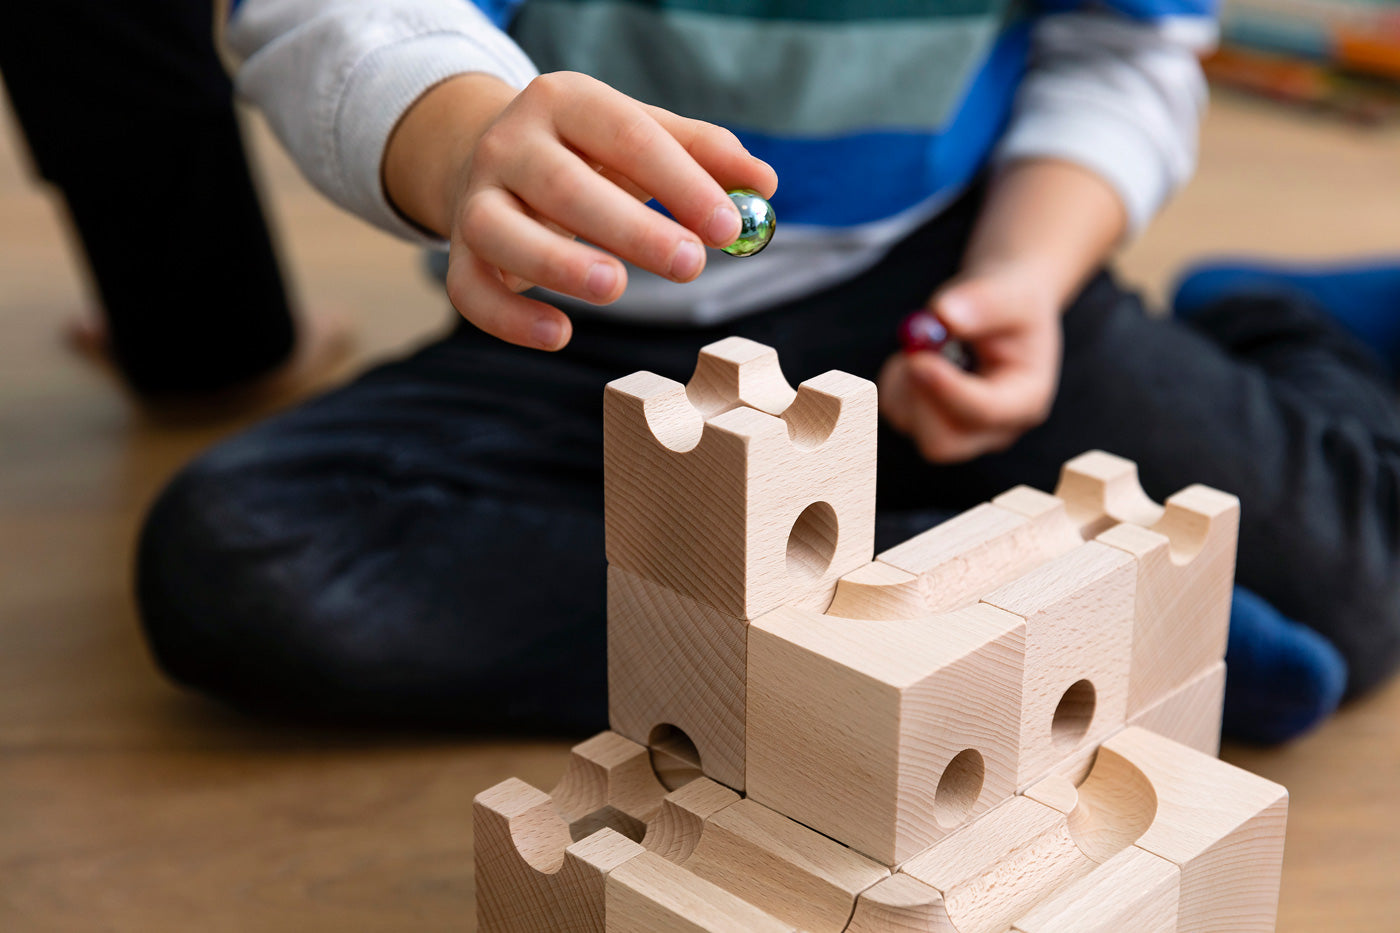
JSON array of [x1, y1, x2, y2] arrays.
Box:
[[933, 277, 1015, 340]]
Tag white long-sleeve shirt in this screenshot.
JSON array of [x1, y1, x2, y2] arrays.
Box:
[[227, 0, 1215, 324]]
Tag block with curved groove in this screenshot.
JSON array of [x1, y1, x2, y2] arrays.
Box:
[[680, 798, 889, 933], [474, 732, 668, 932], [1095, 486, 1239, 716], [604, 337, 877, 621], [475, 780, 645, 933], [640, 779, 740, 864], [877, 491, 1084, 616], [1011, 846, 1180, 933], [844, 873, 953, 933], [1052, 450, 1166, 537], [1099, 727, 1287, 933]]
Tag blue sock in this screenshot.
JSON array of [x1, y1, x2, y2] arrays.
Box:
[[1222, 587, 1348, 745], [1172, 258, 1400, 375]]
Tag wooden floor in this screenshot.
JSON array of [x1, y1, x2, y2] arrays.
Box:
[[3, 91, 1399, 931]]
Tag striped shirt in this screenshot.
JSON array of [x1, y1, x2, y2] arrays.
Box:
[[228, 0, 1215, 323]]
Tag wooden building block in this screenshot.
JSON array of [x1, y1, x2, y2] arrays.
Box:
[[1053, 450, 1166, 537], [747, 602, 1025, 865], [681, 798, 888, 933], [640, 778, 740, 863], [979, 541, 1137, 788], [1060, 727, 1288, 933], [1011, 846, 1180, 933], [606, 850, 796, 933], [1096, 486, 1239, 716], [474, 732, 667, 933], [475, 780, 645, 933], [1127, 659, 1226, 757], [844, 873, 949, 933], [900, 795, 1095, 933], [607, 565, 747, 791], [877, 491, 1083, 615], [604, 337, 877, 621]]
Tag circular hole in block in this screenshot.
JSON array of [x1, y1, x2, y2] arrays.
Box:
[[1052, 679, 1097, 748], [933, 748, 985, 829], [787, 501, 838, 583], [648, 724, 702, 791]]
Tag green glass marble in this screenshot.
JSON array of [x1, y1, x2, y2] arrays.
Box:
[[721, 189, 776, 257]]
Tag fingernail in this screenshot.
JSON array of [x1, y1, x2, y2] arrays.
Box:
[[669, 240, 704, 281], [939, 294, 973, 329], [586, 262, 616, 299], [532, 316, 563, 350], [707, 203, 739, 245]]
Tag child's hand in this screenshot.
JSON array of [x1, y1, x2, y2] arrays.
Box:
[[879, 263, 1062, 463], [385, 71, 776, 350], [879, 159, 1127, 464]]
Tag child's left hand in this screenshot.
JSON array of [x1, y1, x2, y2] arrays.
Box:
[[878, 159, 1127, 464], [879, 261, 1062, 463]]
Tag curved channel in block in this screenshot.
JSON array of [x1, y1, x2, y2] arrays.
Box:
[[1063, 746, 1159, 863]]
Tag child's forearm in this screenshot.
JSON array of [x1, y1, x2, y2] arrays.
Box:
[[962, 159, 1128, 312], [383, 73, 519, 238]]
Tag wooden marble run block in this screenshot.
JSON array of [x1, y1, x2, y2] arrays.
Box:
[[475, 781, 645, 933], [682, 798, 889, 933], [475, 732, 667, 933], [844, 873, 948, 933], [640, 778, 741, 864], [1011, 845, 1180, 933], [607, 565, 747, 791], [747, 602, 1026, 865], [1127, 659, 1226, 757], [980, 540, 1136, 789], [874, 488, 1084, 616], [606, 850, 796, 932], [1037, 727, 1288, 933], [604, 337, 878, 621], [900, 795, 1097, 933], [1053, 451, 1239, 717]]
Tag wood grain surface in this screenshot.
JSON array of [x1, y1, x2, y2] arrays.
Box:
[[2, 89, 1399, 931]]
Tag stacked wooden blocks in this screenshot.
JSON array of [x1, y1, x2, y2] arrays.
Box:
[[475, 338, 1288, 932]]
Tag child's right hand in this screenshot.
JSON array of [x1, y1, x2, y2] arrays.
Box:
[[384, 71, 777, 350]]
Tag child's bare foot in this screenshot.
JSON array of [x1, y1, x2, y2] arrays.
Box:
[[63, 306, 355, 421]]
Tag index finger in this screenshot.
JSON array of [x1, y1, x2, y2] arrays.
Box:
[[908, 351, 1056, 432]]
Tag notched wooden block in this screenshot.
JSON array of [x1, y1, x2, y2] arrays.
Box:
[[604, 338, 878, 621]]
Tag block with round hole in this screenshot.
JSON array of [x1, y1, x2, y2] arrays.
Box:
[[746, 601, 1026, 866], [603, 337, 877, 621], [979, 540, 1138, 789]]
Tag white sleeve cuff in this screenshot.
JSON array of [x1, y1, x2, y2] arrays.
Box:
[[994, 103, 1174, 237], [332, 32, 537, 245]]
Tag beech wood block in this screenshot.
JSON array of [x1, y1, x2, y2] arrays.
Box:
[[900, 795, 1096, 933], [747, 602, 1026, 865], [1105, 487, 1239, 716], [1127, 659, 1226, 757], [475, 781, 645, 933], [979, 540, 1137, 788], [1011, 845, 1180, 933], [603, 337, 877, 620], [844, 873, 949, 933], [640, 779, 740, 864], [607, 566, 748, 791], [606, 850, 795, 932], [1051, 727, 1288, 933], [474, 732, 667, 933], [680, 798, 888, 933], [1053, 450, 1167, 536], [877, 490, 1083, 615]]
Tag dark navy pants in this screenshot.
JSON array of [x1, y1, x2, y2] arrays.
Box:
[[136, 187, 1400, 733]]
